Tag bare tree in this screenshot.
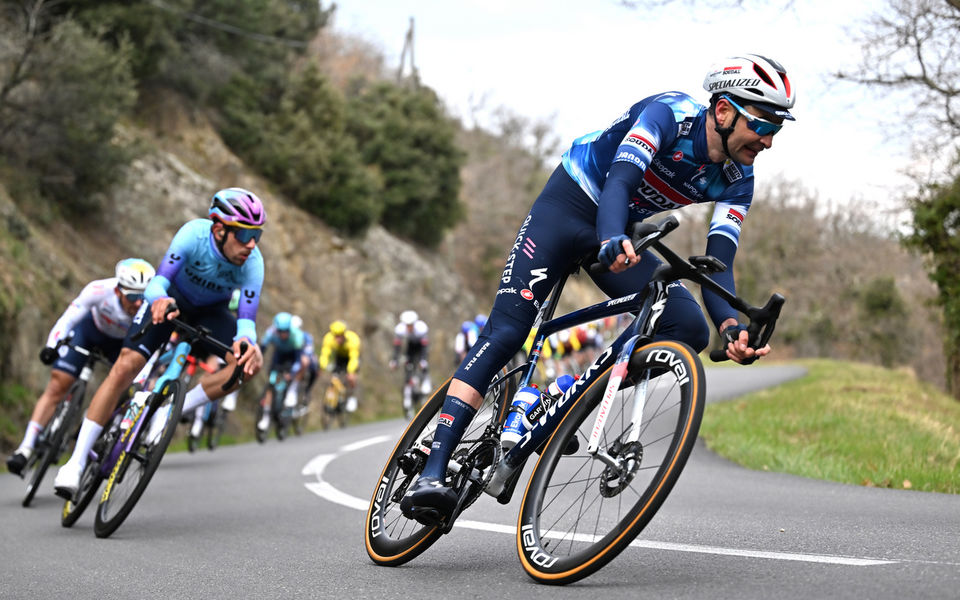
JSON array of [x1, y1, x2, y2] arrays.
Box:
[[836, 0, 960, 163]]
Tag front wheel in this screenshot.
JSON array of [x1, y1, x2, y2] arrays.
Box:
[[93, 380, 185, 538], [23, 381, 85, 507], [517, 341, 705, 585], [365, 368, 515, 567]]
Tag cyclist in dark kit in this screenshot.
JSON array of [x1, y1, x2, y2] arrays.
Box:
[[401, 54, 794, 524]]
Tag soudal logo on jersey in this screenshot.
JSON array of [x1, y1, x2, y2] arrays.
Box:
[[726, 209, 745, 227], [722, 159, 743, 183], [707, 78, 761, 92], [624, 133, 656, 155], [438, 413, 454, 427]]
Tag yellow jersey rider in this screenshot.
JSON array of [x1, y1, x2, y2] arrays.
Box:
[[319, 320, 361, 411]]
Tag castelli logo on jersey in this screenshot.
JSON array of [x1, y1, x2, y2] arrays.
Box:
[[672, 151, 683, 161], [521, 289, 534, 301]]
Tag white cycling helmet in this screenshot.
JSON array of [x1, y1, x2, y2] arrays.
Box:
[[400, 310, 418, 325], [703, 54, 795, 120], [115, 258, 156, 293]]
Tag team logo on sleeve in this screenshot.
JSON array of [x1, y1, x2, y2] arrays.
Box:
[[438, 413, 454, 427], [726, 209, 745, 227], [624, 134, 657, 155]]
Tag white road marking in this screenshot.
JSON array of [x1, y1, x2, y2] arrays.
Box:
[[304, 435, 898, 567]]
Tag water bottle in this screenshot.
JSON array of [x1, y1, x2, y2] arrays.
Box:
[[500, 385, 541, 451], [522, 374, 575, 430]]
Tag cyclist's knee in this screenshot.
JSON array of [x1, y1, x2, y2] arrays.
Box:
[[454, 307, 531, 390], [650, 284, 708, 353]]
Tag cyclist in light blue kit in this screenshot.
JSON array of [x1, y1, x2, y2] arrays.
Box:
[[256, 311, 307, 433], [401, 54, 795, 524], [54, 188, 267, 496]]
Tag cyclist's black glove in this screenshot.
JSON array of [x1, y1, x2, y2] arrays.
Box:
[[720, 323, 747, 348], [39, 346, 57, 365], [598, 234, 630, 267]]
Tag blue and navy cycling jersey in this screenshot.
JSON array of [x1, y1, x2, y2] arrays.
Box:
[[145, 218, 264, 343], [260, 325, 306, 374], [562, 91, 753, 246], [260, 325, 305, 355]]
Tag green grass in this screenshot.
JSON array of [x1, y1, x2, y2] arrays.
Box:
[[700, 359, 960, 494]]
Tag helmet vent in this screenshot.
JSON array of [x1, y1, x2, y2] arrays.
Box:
[[752, 64, 775, 87]]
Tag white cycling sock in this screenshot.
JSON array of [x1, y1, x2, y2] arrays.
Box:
[[18, 421, 43, 452], [182, 385, 212, 414], [68, 418, 104, 470], [190, 408, 204, 437]]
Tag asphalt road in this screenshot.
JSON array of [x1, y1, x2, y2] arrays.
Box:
[[2, 364, 958, 599]]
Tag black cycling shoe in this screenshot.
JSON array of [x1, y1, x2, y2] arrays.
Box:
[[6, 451, 28, 477], [399, 476, 458, 526]]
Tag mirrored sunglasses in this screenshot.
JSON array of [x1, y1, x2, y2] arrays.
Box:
[[120, 289, 145, 302], [723, 95, 783, 137], [228, 226, 263, 244]]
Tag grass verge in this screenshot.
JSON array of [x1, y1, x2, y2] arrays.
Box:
[[700, 359, 960, 494]]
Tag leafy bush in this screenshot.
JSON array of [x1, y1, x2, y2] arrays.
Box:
[[0, 17, 136, 211], [348, 81, 464, 246], [222, 64, 381, 234]]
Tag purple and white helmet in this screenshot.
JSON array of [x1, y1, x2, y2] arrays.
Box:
[[208, 187, 266, 227]]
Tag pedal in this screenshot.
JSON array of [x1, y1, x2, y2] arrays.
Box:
[[406, 506, 447, 529]]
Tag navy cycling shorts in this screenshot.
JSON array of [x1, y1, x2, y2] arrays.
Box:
[[52, 313, 125, 376], [125, 285, 236, 360]]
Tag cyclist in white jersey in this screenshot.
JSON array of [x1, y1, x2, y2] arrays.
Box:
[[5, 259, 155, 475]]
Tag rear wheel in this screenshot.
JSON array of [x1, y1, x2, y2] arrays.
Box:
[[94, 380, 185, 538], [209, 405, 225, 450], [517, 341, 705, 585], [365, 368, 515, 567], [23, 381, 85, 507]]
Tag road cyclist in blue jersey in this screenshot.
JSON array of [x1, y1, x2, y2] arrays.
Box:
[[53, 187, 267, 497], [5, 258, 156, 476], [401, 53, 796, 523], [255, 311, 311, 435]]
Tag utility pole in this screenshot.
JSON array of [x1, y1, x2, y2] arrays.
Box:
[[397, 16, 419, 86]]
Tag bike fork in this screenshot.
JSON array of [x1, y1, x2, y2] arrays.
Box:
[[586, 334, 645, 469]]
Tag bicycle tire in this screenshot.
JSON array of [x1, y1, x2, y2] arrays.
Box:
[[365, 369, 515, 567], [62, 410, 122, 527], [61, 456, 106, 528], [94, 380, 185, 538], [517, 341, 705, 585], [209, 407, 225, 450], [23, 380, 85, 507]]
